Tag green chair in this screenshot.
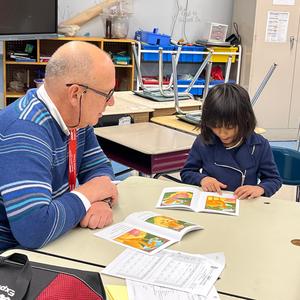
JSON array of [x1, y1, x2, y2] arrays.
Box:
[[271, 146, 300, 202]]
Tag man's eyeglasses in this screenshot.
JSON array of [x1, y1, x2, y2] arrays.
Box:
[[66, 83, 114, 102]]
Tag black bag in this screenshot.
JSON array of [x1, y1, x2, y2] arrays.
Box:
[[0, 253, 106, 300]]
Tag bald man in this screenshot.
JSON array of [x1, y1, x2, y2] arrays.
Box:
[[0, 41, 118, 251]]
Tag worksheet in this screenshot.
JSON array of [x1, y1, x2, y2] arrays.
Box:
[[102, 249, 225, 297]]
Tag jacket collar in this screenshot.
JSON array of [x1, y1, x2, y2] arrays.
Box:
[[213, 133, 262, 170]]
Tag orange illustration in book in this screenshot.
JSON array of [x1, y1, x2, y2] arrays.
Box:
[[161, 191, 193, 206], [205, 196, 236, 213], [114, 228, 169, 252], [146, 215, 193, 231]]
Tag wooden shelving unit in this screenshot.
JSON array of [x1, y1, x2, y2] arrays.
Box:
[[3, 37, 135, 106]]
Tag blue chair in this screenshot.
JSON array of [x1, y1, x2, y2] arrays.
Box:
[[271, 146, 300, 202]]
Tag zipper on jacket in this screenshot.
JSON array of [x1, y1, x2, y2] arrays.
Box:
[[214, 163, 247, 186]]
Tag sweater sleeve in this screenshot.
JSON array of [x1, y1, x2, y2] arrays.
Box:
[[77, 126, 115, 184], [0, 121, 86, 249], [180, 137, 208, 186], [257, 139, 282, 197]]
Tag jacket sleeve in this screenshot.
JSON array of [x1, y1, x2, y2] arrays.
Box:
[[77, 126, 115, 184], [0, 122, 86, 249], [180, 136, 208, 186], [257, 139, 282, 197]]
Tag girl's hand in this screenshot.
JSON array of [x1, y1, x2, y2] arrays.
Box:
[[200, 177, 227, 194], [234, 185, 264, 199]]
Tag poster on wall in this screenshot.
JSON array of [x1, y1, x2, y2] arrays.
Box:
[[265, 11, 289, 43], [273, 0, 295, 5]]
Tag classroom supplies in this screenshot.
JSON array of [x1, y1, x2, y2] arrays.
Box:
[[94, 211, 203, 254], [156, 187, 239, 216], [102, 248, 225, 297]]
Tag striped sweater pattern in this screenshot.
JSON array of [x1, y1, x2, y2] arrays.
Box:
[[0, 89, 114, 250]]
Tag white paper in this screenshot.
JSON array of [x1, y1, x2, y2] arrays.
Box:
[[265, 11, 289, 42], [273, 0, 295, 5], [102, 249, 225, 297], [126, 280, 220, 300]]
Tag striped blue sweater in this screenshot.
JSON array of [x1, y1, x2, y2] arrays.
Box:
[[0, 89, 114, 250]]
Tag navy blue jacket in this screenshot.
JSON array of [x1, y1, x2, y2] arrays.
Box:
[[180, 133, 282, 197]]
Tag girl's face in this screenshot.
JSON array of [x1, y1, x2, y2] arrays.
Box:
[[211, 126, 239, 147]]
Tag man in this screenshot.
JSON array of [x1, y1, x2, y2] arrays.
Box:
[[0, 41, 118, 251]]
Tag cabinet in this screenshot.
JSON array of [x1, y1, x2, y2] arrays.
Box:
[[136, 41, 242, 97], [3, 37, 135, 107], [233, 0, 300, 137]]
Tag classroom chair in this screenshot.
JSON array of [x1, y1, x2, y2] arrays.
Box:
[[271, 146, 300, 202]]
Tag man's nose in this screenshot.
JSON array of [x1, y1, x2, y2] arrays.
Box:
[[107, 95, 115, 106]]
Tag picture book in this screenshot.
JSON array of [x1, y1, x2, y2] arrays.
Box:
[[156, 186, 239, 216], [94, 211, 203, 255]]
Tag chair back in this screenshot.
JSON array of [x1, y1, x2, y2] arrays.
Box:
[[271, 146, 300, 185]]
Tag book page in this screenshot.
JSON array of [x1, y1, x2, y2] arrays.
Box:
[[102, 249, 224, 297], [197, 192, 239, 216], [94, 222, 175, 255], [156, 187, 200, 211], [125, 211, 203, 241]]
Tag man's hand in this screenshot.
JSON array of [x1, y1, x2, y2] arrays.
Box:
[[234, 185, 264, 199], [80, 201, 113, 229], [200, 177, 227, 194], [74, 176, 118, 205]]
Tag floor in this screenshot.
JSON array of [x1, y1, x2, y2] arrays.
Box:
[[111, 140, 299, 202]]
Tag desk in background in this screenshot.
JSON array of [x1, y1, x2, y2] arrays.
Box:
[[94, 122, 195, 177], [151, 115, 266, 136], [33, 176, 300, 300], [103, 96, 153, 123], [114, 91, 201, 117]]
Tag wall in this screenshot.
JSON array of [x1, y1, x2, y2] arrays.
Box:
[[58, 0, 234, 42]]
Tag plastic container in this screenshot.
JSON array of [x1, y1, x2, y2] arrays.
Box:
[[210, 46, 238, 63], [135, 28, 171, 46], [175, 45, 205, 63], [177, 79, 205, 96], [142, 44, 174, 62]]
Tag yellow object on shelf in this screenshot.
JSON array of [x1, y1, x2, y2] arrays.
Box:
[[210, 46, 238, 63]]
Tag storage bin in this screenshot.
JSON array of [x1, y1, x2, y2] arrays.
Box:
[[209, 79, 236, 86], [142, 44, 174, 62], [210, 46, 238, 63], [177, 79, 205, 96], [175, 45, 205, 63], [135, 29, 171, 46]]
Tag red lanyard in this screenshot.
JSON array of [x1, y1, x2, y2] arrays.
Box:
[[68, 129, 77, 191]]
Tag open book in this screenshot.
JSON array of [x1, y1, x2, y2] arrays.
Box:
[[156, 187, 239, 216], [94, 211, 203, 255]]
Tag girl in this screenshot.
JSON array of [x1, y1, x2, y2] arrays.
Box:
[[180, 83, 282, 199]]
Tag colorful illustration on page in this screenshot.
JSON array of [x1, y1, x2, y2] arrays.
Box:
[[114, 228, 169, 253], [161, 191, 193, 206], [204, 195, 237, 213], [146, 215, 194, 232]]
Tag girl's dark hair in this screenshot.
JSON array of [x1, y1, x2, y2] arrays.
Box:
[[200, 83, 257, 144]]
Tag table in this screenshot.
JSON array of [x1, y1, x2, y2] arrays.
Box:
[[33, 176, 300, 300], [151, 115, 266, 135], [94, 122, 196, 176], [103, 96, 154, 123], [114, 91, 201, 117]]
